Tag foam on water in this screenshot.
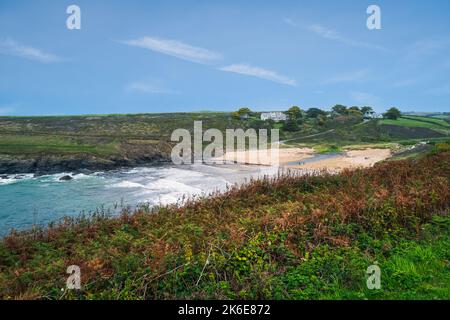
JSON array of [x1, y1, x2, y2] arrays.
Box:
[[0, 163, 279, 235]]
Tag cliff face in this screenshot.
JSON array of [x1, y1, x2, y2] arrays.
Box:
[[0, 141, 173, 175]]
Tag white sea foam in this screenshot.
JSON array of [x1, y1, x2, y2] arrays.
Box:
[[0, 178, 16, 186], [146, 178, 203, 193], [0, 174, 35, 185], [111, 181, 146, 189]]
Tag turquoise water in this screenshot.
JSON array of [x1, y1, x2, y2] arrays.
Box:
[[0, 166, 225, 235], [0, 164, 277, 235]]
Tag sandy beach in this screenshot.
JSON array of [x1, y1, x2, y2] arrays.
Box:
[[214, 147, 392, 172], [286, 148, 392, 171], [213, 147, 315, 166]]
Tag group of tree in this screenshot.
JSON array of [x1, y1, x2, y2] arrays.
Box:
[[286, 106, 302, 120], [383, 107, 401, 120], [331, 105, 374, 117], [232, 107, 252, 119], [231, 105, 403, 129], [306, 107, 327, 118]]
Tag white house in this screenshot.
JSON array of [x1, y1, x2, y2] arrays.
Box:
[[261, 112, 287, 122], [363, 111, 383, 119]]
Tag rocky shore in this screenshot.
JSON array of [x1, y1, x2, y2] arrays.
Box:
[[0, 153, 171, 175]]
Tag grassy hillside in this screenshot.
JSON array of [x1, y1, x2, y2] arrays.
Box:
[[380, 116, 450, 134], [0, 112, 273, 174], [287, 115, 449, 146], [1, 147, 448, 300], [1, 112, 448, 174]]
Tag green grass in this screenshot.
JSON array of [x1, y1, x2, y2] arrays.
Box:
[[0, 134, 118, 155], [314, 144, 342, 154], [380, 116, 450, 134], [401, 115, 450, 127], [0, 150, 448, 300]]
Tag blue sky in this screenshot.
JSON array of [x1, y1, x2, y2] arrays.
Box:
[[1, 0, 450, 116]]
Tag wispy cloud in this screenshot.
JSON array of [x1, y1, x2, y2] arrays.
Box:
[[308, 24, 389, 52], [0, 38, 61, 63], [121, 36, 222, 64], [425, 83, 450, 96], [283, 17, 298, 27], [322, 68, 370, 84], [407, 38, 450, 59], [125, 81, 179, 95], [219, 64, 297, 86], [392, 78, 421, 88], [350, 91, 381, 105], [403, 38, 450, 66]]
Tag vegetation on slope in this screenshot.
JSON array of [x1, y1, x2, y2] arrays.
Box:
[[1, 111, 448, 174], [0, 147, 449, 300], [380, 116, 450, 134]]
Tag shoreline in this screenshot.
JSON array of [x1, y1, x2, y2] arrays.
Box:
[[0, 153, 171, 176], [0, 146, 393, 176], [213, 147, 393, 172]]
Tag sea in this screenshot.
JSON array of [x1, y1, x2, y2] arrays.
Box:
[[0, 163, 280, 235]]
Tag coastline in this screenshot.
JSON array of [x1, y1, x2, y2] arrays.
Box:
[[213, 147, 392, 172], [0, 146, 393, 176], [0, 153, 171, 175]]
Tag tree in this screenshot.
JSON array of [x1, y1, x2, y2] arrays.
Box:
[[383, 107, 401, 120], [231, 111, 241, 120], [316, 114, 327, 126], [306, 108, 326, 118], [361, 106, 374, 115], [349, 106, 361, 112], [287, 106, 302, 120], [237, 107, 251, 115], [332, 104, 347, 115], [347, 109, 363, 118], [233, 107, 252, 120], [282, 119, 300, 132]]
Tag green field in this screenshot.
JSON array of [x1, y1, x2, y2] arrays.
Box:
[[380, 116, 450, 134], [0, 135, 118, 155]]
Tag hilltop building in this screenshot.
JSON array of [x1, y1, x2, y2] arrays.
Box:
[[363, 111, 383, 119], [261, 112, 287, 122]]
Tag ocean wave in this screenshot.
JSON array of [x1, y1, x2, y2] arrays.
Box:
[[0, 174, 35, 185], [110, 181, 146, 189]]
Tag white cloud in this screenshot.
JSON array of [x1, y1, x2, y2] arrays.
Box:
[[323, 69, 370, 84], [350, 91, 381, 105], [0, 38, 61, 63], [125, 82, 179, 95], [308, 24, 389, 52], [219, 64, 297, 86], [121, 36, 222, 64]]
